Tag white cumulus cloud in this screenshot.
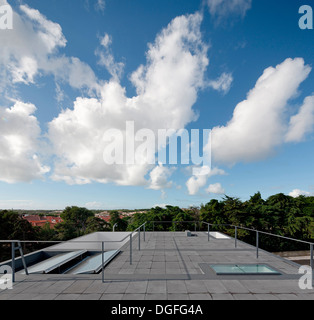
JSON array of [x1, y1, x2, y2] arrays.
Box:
[[206, 183, 225, 195], [48, 12, 209, 187], [148, 164, 174, 191], [0, 101, 49, 183], [186, 167, 226, 195], [289, 189, 311, 198], [210, 58, 312, 165], [96, 33, 125, 80], [85, 201, 103, 209], [0, 4, 100, 95], [207, 0, 252, 21], [285, 95, 314, 142], [208, 72, 233, 94]]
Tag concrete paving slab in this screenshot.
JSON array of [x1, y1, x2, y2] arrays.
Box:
[[144, 293, 167, 300], [167, 293, 190, 300], [54, 294, 80, 300], [147, 280, 167, 294], [185, 280, 208, 294], [83, 280, 111, 293], [77, 293, 101, 300], [167, 280, 188, 294], [221, 280, 251, 294], [63, 280, 94, 294], [211, 293, 235, 300], [38, 280, 75, 294], [105, 281, 130, 294], [188, 293, 212, 300], [122, 293, 146, 300], [125, 281, 148, 294], [100, 293, 123, 300], [255, 293, 280, 300], [232, 294, 258, 300]]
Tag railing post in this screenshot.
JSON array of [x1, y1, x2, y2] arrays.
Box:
[[256, 231, 259, 259], [235, 227, 237, 248], [11, 242, 15, 283], [138, 229, 141, 251], [310, 244, 313, 279], [130, 234, 132, 265], [102, 241, 104, 283], [144, 223, 146, 242], [17, 241, 28, 276], [208, 224, 210, 242]]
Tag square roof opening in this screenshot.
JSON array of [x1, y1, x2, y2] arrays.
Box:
[[210, 264, 281, 275]]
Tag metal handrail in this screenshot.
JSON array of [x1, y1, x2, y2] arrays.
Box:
[[201, 221, 313, 270], [1, 220, 312, 283], [147, 220, 313, 270], [200, 222, 314, 246], [0, 222, 148, 283], [148, 220, 200, 232]]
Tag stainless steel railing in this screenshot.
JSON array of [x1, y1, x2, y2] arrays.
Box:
[[201, 222, 314, 270], [1, 220, 313, 283], [148, 220, 314, 270], [149, 220, 200, 232], [0, 222, 148, 283]]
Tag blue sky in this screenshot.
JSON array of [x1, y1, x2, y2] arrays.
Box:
[[0, 0, 313, 210]]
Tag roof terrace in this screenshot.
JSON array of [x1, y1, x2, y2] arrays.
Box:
[[0, 225, 313, 300]]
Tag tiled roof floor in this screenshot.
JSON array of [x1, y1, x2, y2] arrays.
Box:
[[1, 232, 313, 300]]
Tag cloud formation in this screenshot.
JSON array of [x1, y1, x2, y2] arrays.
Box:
[[48, 12, 209, 187], [208, 72, 233, 94], [211, 58, 312, 165], [1, 3, 314, 201], [148, 164, 174, 191], [95, 33, 125, 80], [206, 183, 225, 195], [0, 4, 100, 95], [95, 0, 105, 12], [186, 167, 226, 195], [289, 189, 311, 198], [207, 0, 252, 22], [285, 95, 314, 143], [187, 58, 313, 195], [0, 101, 49, 183]]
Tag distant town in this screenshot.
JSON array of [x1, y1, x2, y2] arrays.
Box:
[[19, 209, 149, 229]]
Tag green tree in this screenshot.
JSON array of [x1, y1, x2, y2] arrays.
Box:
[[170, 210, 194, 232], [200, 199, 225, 226], [36, 222, 57, 241], [245, 192, 265, 230], [222, 196, 247, 226], [85, 216, 110, 233], [109, 211, 128, 231], [0, 210, 38, 261], [60, 206, 94, 237], [54, 221, 77, 241], [0, 210, 37, 240]]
